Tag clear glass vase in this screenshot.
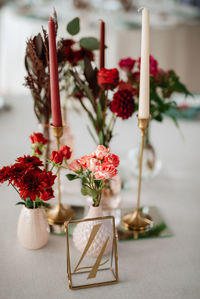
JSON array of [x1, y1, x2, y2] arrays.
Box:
[[128, 126, 162, 180]]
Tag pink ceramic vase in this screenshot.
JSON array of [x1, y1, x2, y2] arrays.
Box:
[[17, 206, 50, 250]]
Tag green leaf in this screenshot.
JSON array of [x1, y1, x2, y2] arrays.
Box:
[[81, 185, 98, 198], [16, 202, 25, 206], [96, 101, 103, 127], [66, 17, 80, 36], [79, 37, 99, 50], [94, 180, 101, 188], [25, 198, 34, 209], [87, 125, 98, 145], [66, 174, 79, 181], [99, 131, 104, 145]]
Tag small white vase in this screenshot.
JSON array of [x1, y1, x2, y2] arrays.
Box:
[[73, 205, 113, 258], [17, 206, 50, 250]]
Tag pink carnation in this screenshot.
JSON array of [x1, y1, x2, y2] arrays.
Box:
[[95, 145, 110, 160], [79, 153, 96, 168], [95, 163, 117, 180], [68, 159, 82, 171], [87, 158, 100, 171], [104, 154, 120, 168]]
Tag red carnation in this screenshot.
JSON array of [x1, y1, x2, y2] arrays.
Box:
[[41, 170, 56, 189], [97, 68, 119, 90], [18, 169, 44, 201], [138, 55, 158, 77], [16, 155, 43, 167], [0, 166, 11, 183], [30, 133, 48, 145], [119, 57, 135, 72], [110, 89, 135, 119], [60, 145, 71, 160], [9, 163, 29, 186], [50, 151, 63, 164], [40, 189, 54, 201]]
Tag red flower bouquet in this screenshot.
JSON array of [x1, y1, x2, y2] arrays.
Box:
[[119, 55, 191, 124], [0, 133, 58, 209]]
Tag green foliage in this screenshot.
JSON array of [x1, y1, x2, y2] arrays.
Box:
[[79, 37, 99, 50], [66, 17, 80, 36], [66, 174, 79, 181]]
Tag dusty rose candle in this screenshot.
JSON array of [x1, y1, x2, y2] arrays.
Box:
[[48, 16, 62, 127], [99, 19, 105, 69]]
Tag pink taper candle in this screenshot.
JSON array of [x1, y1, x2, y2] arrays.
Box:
[[99, 19, 105, 69], [48, 16, 62, 127], [138, 8, 150, 119]]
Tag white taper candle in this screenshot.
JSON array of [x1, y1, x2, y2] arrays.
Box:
[[138, 8, 150, 119]]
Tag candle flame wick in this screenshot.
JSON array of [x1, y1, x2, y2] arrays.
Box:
[[138, 7, 145, 13]]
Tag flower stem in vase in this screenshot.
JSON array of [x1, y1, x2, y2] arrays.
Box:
[[143, 124, 156, 171]]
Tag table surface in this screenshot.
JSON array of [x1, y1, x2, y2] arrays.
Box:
[[0, 96, 200, 299]]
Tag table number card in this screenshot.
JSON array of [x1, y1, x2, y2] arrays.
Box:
[[65, 216, 118, 289]]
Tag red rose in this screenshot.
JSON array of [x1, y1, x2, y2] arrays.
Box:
[[35, 147, 42, 156], [110, 89, 135, 119], [97, 68, 119, 90], [60, 145, 71, 160], [50, 151, 63, 164], [119, 57, 135, 72], [30, 133, 48, 145]]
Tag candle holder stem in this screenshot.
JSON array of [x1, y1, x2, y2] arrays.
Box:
[[56, 135, 61, 207], [122, 117, 153, 232], [47, 126, 74, 233]]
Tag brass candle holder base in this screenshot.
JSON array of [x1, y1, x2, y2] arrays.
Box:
[[123, 209, 153, 232], [47, 203, 74, 226]]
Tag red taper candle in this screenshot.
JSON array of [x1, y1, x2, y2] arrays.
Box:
[[99, 19, 105, 69], [48, 16, 62, 127]]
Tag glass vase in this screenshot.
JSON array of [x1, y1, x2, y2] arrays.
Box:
[[128, 126, 162, 180]]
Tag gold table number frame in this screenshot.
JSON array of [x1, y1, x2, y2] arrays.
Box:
[[65, 216, 118, 290]]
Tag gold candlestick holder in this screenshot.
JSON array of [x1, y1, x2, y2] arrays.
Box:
[[122, 116, 153, 232], [47, 125, 74, 234]]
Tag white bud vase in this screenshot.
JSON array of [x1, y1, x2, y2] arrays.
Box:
[[17, 206, 50, 250], [73, 205, 113, 257]]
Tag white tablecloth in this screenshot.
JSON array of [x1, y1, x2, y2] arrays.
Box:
[[0, 96, 200, 299]]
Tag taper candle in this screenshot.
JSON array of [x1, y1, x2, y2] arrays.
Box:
[[138, 8, 150, 119], [99, 19, 105, 69], [48, 16, 62, 127]]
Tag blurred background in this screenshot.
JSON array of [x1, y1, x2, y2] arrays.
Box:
[[0, 0, 200, 101]]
